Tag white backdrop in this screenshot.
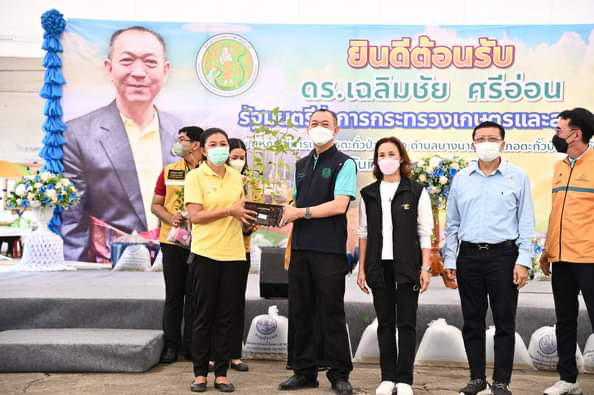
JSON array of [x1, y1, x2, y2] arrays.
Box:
[[1, 0, 594, 57]]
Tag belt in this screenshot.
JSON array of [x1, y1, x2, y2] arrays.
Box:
[[460, 240, 516, 251]]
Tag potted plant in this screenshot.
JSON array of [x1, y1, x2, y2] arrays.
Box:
[[244, 107, 302, 298], [244, 107, 301, 206]]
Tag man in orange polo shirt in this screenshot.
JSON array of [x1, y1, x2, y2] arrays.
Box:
[[540, 108, 594, 395]]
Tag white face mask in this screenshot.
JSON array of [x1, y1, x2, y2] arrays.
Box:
[[475, 142, 502, 162], [308, 126, 334, 146], [229, 159, 245, 172]]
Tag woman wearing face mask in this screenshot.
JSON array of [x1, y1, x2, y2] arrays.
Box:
[[185, 128, 256, 393], [357, 137, 433, 395], [151, 126, 204, 363], [226, 137, 253, 372]]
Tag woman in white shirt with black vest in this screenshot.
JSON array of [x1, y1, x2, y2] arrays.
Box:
[[357, 136, 433, 395]]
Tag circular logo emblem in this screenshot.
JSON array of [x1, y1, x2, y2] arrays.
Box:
[[255, 317, 277, 336], [538, 334, 557, 355], [196, 33, 259, 97], [321, 168, 332, 179]]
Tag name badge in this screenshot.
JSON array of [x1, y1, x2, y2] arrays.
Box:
[[401, 203, 410, 210], [168, 169, 186, 181]]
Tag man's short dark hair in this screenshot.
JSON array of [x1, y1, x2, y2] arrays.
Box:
[[310, 108, 338, 127], [472, 121, 505, 141], [179, 126, 204, 143], [559, 107, 594, 144], [108, 26, 167, 59]]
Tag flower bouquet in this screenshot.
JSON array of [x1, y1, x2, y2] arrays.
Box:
[[411, 155, 468, 288], [6, 172, 79, 211], [165, 188, 191, 248], [6, 172, 79, 271], [410, 155, 467, 210]]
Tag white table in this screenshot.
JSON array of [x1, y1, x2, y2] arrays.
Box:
[[0, 227, 32, 237]]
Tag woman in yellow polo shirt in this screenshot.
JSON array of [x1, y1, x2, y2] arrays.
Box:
[[185, 128, 256, 393]]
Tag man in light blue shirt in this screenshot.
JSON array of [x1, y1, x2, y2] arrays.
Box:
[[443, 121, 535, 395]]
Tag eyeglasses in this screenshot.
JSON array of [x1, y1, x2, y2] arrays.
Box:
[[553, 127, 579, 136], [473, 137, 502, 144], [177, 137, 192, 143]]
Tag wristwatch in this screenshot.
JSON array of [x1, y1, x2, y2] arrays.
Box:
[[304, 207, 312, 219], [421, 265, 432, 273]]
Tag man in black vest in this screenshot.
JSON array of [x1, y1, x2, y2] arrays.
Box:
[[278, 109, 356, 395]]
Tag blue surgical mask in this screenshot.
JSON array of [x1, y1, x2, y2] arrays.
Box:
[[207, 146, 229, 166]]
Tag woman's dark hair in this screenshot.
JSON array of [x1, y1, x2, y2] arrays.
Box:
[[372, 136, 412, 180], [200, 127, 229, 147], [228, 137, 248, 174]]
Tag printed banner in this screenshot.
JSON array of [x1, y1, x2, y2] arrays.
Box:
[[37, 19, 594, 259]]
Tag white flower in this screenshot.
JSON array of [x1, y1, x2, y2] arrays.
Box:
[[40, 172, 51, 182], [429, 157, 442, 168], [27, 193, 35, 201], [450, 163, 459, 170], [418, 174, 427, 182], [439, 176, 448, 185], [46, 189, 57, 201], [16, 198, 22, 206], [433, 186, 441, 194], [423, 165, 433, 173], [30, 200, 41, 208], [60, 178, 71, 187], [34, 182, 43, 189], [15, 184, 26, 197]]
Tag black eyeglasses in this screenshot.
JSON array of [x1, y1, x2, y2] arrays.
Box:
[[473, 137, 502, 144]]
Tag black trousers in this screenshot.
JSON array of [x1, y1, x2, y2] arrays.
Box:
[[231, 253, 250, 359], [287, 291, 327, 368], [456, 243, 518, 384], [551, 262, 594, 383], [190, 254, 245, 377], [161, 243, 193, 352], [372, 260, 419, 384], [288, 249, 353, 382]]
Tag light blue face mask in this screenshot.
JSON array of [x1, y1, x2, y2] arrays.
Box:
[[172, 142, 191, 157], [207, 146, 229, 166]]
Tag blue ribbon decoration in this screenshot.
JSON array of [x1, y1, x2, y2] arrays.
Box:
[[39, 9, 66, 235]]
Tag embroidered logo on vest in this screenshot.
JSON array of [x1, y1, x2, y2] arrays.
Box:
[[321, 168, 332, 178]]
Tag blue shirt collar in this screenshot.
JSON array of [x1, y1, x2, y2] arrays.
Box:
[[469, 158, 508, 176]]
